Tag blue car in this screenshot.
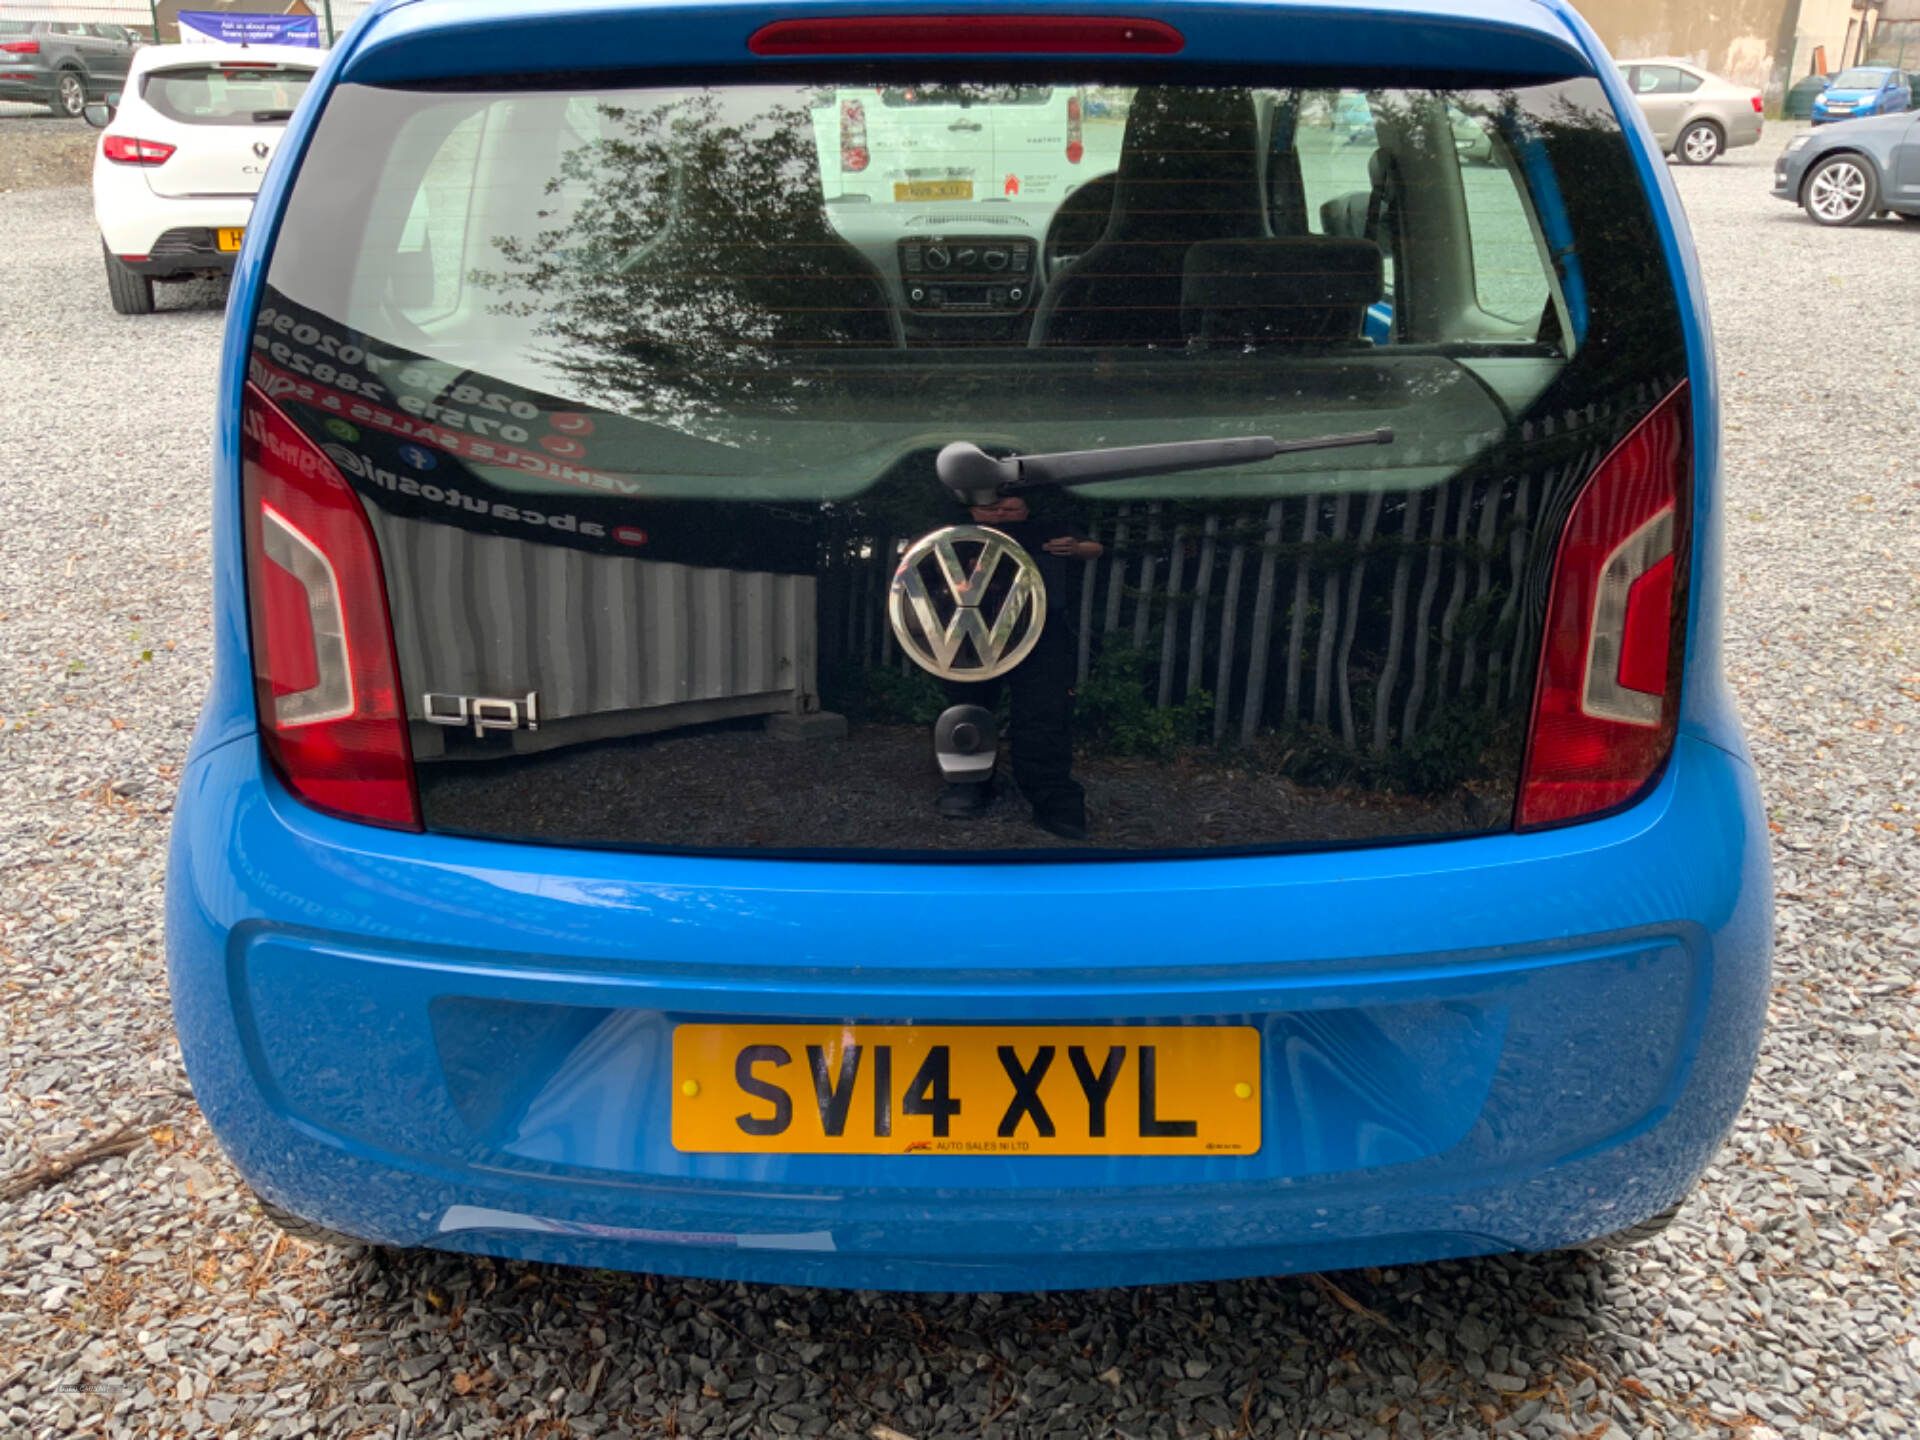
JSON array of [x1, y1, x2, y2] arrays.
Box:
[[1812, 65, 1913, 124], [169, 0, 1771, 1291]]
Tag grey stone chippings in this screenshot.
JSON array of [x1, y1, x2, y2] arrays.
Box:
[[3, 133, 1918, 1438]]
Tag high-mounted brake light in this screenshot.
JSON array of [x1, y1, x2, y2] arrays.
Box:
[[749, 15, 1184, 56], [840, 97, 869, 172], [0, 39, 41, 54], [1518, 383, 1691, 829], [102, 135, 176, 166], [1066, 93, 1084, 163], [241, 383, 419, 829]]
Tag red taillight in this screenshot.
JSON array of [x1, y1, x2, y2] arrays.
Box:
[[1752, 95, 1765, 113], [840, 97, 869, 172], [1518, 383, 1691, 829], [749, 15, 1184, 55], [1066, 93, 1084, 164], [101, 135, 176, 166], [0, 39, 40, 54], [241, 383, 419, 829]]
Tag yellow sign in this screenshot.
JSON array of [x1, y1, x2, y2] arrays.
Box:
[[893, 179, 974, 202], [216, 228, 245, 252], [672, 1023, 1260, 1156]]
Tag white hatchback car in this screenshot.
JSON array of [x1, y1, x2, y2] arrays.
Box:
[[87, 42, 318, 314]]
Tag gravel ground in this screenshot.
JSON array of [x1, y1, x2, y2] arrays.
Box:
[[3, 131, 1918, 1440], [0, 112, 97, 193]]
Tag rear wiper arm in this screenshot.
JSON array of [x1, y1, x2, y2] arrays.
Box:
[[252, 109, 295, 122], [936, 429, 1394, 505]]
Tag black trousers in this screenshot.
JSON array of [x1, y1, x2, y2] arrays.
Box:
[[943, 611, 1081, 804]]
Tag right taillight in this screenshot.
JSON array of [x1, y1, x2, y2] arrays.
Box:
[[241, 383, 418, 829], [840, 97, 869, 172], [101, 135, 176, 166], [1066, 94, 1084, 163], [1518, 382, 1691, 829]]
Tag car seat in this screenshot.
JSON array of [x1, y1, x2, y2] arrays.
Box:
[[1031, 86, 1264, 347]]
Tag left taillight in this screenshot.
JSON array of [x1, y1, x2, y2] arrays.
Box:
[[840, 98, 870, 172], [241, 383, 419, 829], [1066, 93, 1084, 163], [1518, 383, 1692, 830], [101, 135, 176, 166]]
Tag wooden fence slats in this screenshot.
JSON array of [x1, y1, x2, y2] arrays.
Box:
[[1371, 493, 1420, 754], [1400, 484, 1449, 744], [1211, 540, 1246, 743], [1156, 523, 1186, 710], [1434, 478, 1474, 704], [1335, 491, 1384, 749], [1076, 518, 1101, 685], [1283, 495, 1318, 725], [1460, 484, 1501, 697], [1185, 515, 1218, 701], [1312, 493, 1350, 730], [1103, 506, 1131, 636], [1132, 504, 1162, 653], [1240, 500, 1287, 745]]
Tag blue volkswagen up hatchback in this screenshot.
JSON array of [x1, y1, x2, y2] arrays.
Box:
[[167, 0, 1771, 1290]]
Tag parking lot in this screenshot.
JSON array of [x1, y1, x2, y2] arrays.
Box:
[[2, 119, 1917, 1440]]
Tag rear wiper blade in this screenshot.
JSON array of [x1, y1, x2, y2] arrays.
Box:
[[252, 109, 295, 122], [936, 429, 1394, 504]]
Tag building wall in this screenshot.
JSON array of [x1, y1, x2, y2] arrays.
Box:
[[1574, 0, 1875, 92]]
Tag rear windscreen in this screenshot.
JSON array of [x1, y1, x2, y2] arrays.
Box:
[[256, 71, 1686, 858], [143, 65, 314, 124]]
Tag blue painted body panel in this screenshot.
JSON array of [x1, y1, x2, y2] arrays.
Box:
[[172, 0, 1772, 1289]]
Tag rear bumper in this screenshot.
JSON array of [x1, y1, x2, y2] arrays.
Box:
[[0, 71, 55, 104], [167, 731, 1771, 1290], [120, 230, 240, 279]]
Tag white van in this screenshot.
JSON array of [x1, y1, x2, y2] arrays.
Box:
[[811, 83, 1126, 238]]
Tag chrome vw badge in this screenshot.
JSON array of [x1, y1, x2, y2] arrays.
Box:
[[889, 526, 1045, 681]]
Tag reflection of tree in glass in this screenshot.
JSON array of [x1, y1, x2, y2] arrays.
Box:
[[472, 89, 894, 440]]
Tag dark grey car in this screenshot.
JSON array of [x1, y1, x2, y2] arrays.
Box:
[[1774, 109, 1920, 225], [0, 19, 136, 118]]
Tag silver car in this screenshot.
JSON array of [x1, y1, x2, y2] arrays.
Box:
[[1621, 59, 1766, 164]]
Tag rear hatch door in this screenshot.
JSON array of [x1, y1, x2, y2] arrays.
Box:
[[139, 60, 312, 197]]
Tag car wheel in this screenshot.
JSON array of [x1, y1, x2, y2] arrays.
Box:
[[1803, 153, 1878, 225], [51, 69, 87, 118], [1677, 120, 1723, 165], [102, 242, 155, 315]]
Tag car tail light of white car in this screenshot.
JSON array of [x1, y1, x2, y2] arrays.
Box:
[[1066, 93, 1085, 163], [1519, 383, 1691, 828], [241, 383, 418, 829], [840, 97, 869, 171], [102, 135, 178, 166]]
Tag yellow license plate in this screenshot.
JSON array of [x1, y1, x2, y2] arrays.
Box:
[[672, 1024, 1261, 1156], [893, 179, 974, 202], [216, 227, 245, 252]]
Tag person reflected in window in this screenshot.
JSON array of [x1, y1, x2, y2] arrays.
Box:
[[942, 493, 1101, 841]]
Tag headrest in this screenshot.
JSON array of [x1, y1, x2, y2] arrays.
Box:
[[1109, 87, 1264, 243], [1181, 238, 1384, 347]]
